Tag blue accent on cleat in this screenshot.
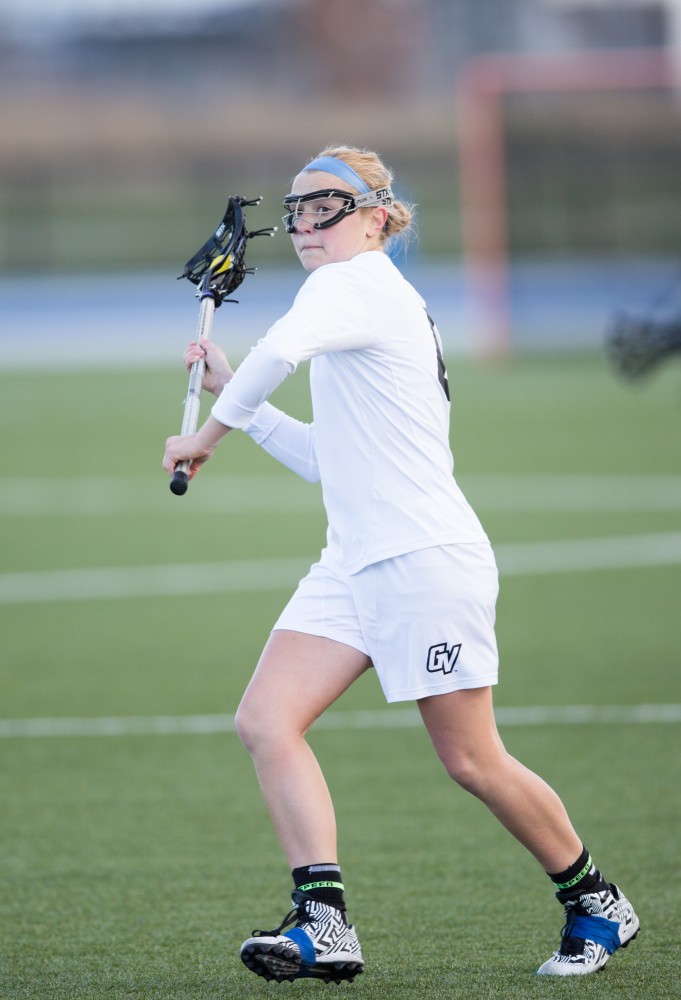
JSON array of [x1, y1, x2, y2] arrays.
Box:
[[569, 915, 621, 954], [284, 926, 316, 965]]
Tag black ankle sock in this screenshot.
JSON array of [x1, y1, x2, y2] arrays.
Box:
[[292, 863, 346, 910], [547, 845, 607, 899]]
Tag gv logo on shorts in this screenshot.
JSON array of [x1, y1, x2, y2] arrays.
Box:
[[426, 642, 462, 674]]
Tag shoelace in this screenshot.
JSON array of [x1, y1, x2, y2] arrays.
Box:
[[558, 906, 585, 956], [251, 896, 309, 938]]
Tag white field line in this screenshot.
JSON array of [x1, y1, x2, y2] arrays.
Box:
[[1, 533, 681, 606], [0, 558, 312, 606], [464, 474, 681, 512], [0, 475, 322, 516], [1, 474, 681, 516], [0, 704, 679, 739]]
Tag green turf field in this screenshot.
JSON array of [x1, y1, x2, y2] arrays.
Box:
[[1, 351, 680, 999]]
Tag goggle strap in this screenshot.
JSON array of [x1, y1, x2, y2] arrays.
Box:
[[352, 187, 394, 209]]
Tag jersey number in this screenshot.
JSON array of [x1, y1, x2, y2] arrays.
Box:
[[427, 313, 450, 401]]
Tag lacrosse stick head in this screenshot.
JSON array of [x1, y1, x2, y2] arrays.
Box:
[[606, 310, 681, 380], [180, 196, 275, 304]]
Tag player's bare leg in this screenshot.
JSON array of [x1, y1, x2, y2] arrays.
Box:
[[418, 686, 639, 974], [235, 631, 370, 983], [418, 686, 581, 870], [235, 630, 370, 866]]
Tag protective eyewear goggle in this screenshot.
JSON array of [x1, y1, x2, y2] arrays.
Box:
[[282, 187, 393, 234]]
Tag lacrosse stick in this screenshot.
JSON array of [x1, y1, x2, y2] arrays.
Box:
[[170, 196, 275, 495]]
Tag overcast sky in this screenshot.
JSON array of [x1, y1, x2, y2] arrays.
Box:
[[1, 0, 280, 35], [2, 0, 260, 13]]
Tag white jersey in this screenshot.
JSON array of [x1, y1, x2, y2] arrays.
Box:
[[212, 250, 488, 574]]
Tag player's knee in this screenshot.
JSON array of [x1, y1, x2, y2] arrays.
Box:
[[445, 759, 480, 793], [438, 750, 489, 795], [234, 697, 296, 756], [234, 699, 263, 754]]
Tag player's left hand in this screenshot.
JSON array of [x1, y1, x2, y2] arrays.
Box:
[[184, 337, 234, 396]]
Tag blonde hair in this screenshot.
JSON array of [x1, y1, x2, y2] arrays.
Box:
[[303, 144, 415, 251]]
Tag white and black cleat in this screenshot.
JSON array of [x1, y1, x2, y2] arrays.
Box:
[[538, 882, 640, 976], [240, 890, 364, 984]]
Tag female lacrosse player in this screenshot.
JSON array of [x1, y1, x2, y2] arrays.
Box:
[[163, 146, 638, 982]]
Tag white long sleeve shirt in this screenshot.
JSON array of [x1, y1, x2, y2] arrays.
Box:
[[212, 250, 488, 574]]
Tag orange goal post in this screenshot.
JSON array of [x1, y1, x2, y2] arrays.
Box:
[[455, 47, 678, 356]]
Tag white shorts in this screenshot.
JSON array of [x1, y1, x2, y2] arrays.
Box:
[[273, 543, 500, 703]]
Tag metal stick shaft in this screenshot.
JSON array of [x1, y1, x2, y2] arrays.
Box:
[[170, 292, 217, 495]]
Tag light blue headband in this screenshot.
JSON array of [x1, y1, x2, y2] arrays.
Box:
[[302, 155, 371, 194]]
